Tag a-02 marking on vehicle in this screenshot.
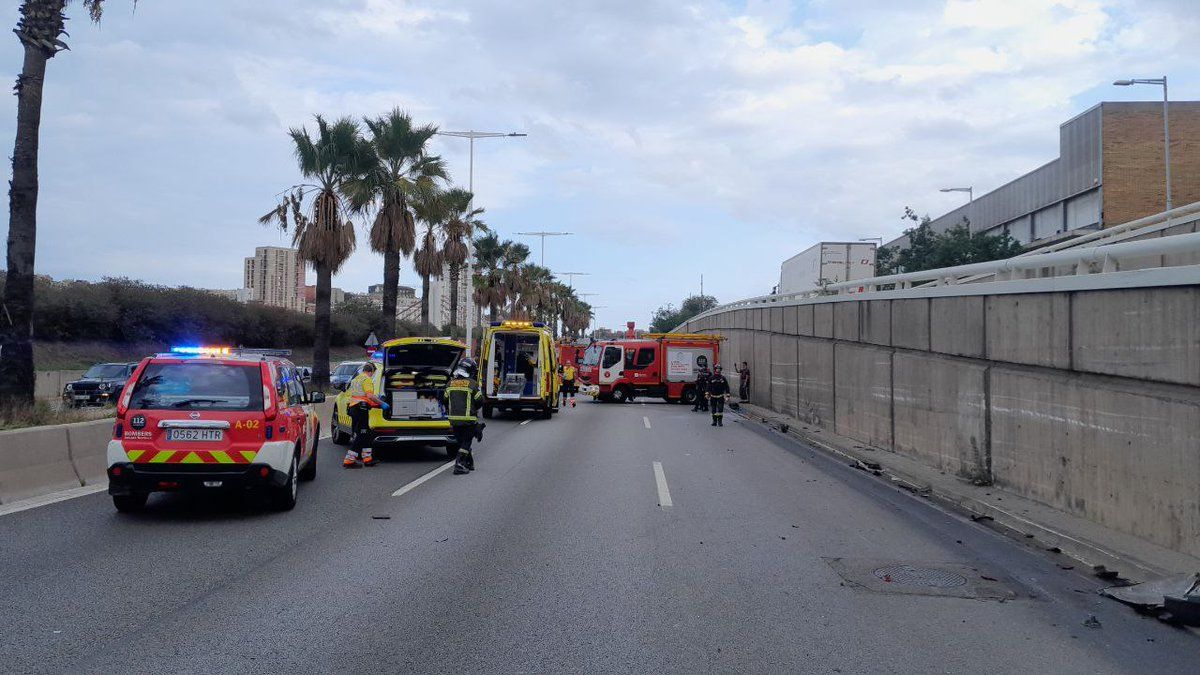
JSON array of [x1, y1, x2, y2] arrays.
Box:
[[234, 419, 261, 430]]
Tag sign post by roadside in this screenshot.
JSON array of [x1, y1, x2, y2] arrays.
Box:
[[364, 332, 379, 358]]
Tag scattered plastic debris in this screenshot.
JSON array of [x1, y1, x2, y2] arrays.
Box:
[[1102, 573, 1200, 626]]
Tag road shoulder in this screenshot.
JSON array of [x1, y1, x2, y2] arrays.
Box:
[[735, 401, 1200, 584]]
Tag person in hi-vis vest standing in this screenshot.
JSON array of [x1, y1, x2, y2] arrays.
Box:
[[344, 362, 386, 468], [448, 358, 485, 475]]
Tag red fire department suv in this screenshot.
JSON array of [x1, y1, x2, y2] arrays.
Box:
[[106, 347, 323, 512]]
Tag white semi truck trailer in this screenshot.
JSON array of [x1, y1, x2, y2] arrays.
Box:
[[779, 241, 878, 294]]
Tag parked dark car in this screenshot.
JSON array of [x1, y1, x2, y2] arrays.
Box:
[[330, 361, 366, 391], [63, 362, 136, 407]]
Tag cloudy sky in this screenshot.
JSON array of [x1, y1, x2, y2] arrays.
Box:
[[2, 0, 1197, 330]]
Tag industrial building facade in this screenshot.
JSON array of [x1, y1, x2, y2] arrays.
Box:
[[891, 101, 1200, 248]]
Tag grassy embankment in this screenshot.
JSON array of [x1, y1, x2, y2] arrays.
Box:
[[0, 401, 114, 431], [0, 343, 368, 430], [35, 341, 368, 370]]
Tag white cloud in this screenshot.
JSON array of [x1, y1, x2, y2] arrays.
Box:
[[2, 0, 1199, 330]]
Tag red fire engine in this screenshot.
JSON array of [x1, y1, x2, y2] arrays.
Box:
[[577, 333, 721, 404], [557, 338, 587, 371]]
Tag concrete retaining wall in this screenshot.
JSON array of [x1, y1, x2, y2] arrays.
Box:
[[684, 284, 1200, 558], [35, 370, 86, 401], [0, 418, 113, 504]]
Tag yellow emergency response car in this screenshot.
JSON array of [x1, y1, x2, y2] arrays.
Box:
[[332, 337, 468, 457], [478, 321, 559, 419]]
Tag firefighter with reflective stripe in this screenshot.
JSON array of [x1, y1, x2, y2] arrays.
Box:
[[692, 363, 711, 412], [448, 358, 485, 475], [560, 363, 577, 407], [706, 364, 731, 427], [344, 362, 386, 468]]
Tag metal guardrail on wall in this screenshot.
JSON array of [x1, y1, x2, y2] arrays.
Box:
[[680, 202, 1200, 328]]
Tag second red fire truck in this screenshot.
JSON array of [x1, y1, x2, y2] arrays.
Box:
[[577, 333, 722, 404]]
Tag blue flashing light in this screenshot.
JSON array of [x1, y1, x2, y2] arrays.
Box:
[[532, 322, 546, 328], [490, 321, 502, 327], [170, 346, 230, 356]]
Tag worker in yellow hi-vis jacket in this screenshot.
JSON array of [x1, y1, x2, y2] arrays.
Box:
[[344, 362, 386, 467]]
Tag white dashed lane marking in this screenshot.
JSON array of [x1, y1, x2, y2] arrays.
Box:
[[392, 461, 457, 498], [653, 461, 673, 509]]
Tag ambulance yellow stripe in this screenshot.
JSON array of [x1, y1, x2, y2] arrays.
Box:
[[151, 450, 174, 463], [239, 450, 258, 462], [126, 450, 145, 462], [179, 452, 204, 464], [213, 451, 235, 464]]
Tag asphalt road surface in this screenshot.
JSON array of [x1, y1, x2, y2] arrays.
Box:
[[1, 400, 1195, 674]]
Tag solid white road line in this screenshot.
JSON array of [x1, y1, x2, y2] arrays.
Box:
[[652, 461, 673, 509], [391, 461, 456, 498], [643, 416, 651, 429], [0, 485, 107, 518], [520, 419, 531, 426]]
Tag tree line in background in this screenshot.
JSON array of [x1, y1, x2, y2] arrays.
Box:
[[261, 110, 593, 388], [0, 1, 593, 401], [875, 208, 1025, 276], [650, 295, 719, 333], [0, 276, 426, 348]]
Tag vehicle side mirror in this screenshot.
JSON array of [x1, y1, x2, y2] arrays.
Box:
[[309, 392, 326, 404]]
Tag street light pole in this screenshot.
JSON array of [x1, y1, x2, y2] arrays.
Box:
[[556, 271, 590, 289], [436, 130, 527, 354], [939, 186, 973, 204], [1114, 76, 1171, 212], [516, 231, 573, 266]]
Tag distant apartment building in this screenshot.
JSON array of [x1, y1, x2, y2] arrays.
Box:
[[888, 101, 1200, 249], [302, 284, 346, 314], [209, 288, 253, 303], [243, 246, 306, 312], [430, 264, 472, 328]]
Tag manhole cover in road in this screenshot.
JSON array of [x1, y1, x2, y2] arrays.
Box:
[[872, 564, 968, 588], [824, 557, 1020, 600]]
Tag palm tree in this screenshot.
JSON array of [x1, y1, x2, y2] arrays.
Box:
[[561, 299, 592, 337], [410, 185, 449, 327], [1, 1, 129, 403], [500, 242, 532, 318], [472, 233, 508, 324], [440, 188, 487, 329], [260, 116, 371, 389], [512, 264, 555, 320], [347, 109, 445, 336]]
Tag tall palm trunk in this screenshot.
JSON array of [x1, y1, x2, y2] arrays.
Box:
[[0, 24, 56, 404], [313, 262, 333, 389], [420, 274, 431, 325], [489, 302, 498, 323], [380, 247, 399, 336], [447, 263, 461, 327]]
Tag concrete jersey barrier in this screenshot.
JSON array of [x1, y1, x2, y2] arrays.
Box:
[[0, 418, 114, 504], [0, 400, 333, 506]]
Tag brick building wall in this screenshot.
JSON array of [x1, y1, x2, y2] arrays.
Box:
[[1102, 101, 1200, 226]]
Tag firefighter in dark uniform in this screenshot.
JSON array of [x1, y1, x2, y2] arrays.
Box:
[[692, 362, 711, 412], [448, 358, 485, 475], [706, 364, 732, 427]]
